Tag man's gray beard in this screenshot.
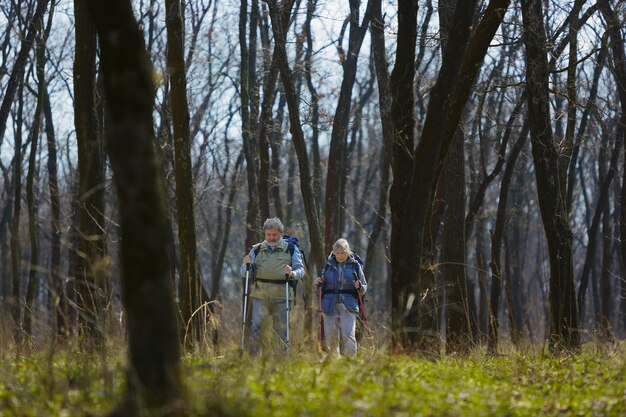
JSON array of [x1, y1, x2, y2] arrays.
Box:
[[266, 239, 281, 248]]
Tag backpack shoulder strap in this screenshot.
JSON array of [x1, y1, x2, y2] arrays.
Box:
[[252, 243, 262, 259]]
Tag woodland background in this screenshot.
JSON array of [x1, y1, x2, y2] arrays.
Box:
[[1, 0, 626, 396]]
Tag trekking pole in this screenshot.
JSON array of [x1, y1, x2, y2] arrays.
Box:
[[285, 273, 290, 352], [241, 263, 251, 350], [355, 278, 370, 332], [316, 272, 325, 346]]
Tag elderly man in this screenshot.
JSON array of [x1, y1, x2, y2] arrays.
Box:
[[241, 218, 304, 353]]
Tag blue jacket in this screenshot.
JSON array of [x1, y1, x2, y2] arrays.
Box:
[[320, 255, 367, 315]]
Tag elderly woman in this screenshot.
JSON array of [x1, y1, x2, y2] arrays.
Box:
[[314, 238, 367, 356]]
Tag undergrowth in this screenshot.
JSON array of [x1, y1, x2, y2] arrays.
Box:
[[2, 343, 626, 416]]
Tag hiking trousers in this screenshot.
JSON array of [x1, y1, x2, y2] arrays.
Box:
[[323, 302, 357, 356], [249, 298, 288, 354]]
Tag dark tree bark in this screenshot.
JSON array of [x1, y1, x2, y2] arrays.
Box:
[[440, 129, 469, 353], [389, 0, 508, 349], [74, 0, 107, 346], [388, 0, 419, 349], [266, 0, 325, 272], [85, 0, 183, 413], [364, 0, 392, 280], [576, 130, 621, 321], [0, 0, 49, 146], [24, 6, 52, 337], [438, 0, 471, 354], [597, 0, 626, 319], [489, 124, 529, 353], [303, 0, 323, 220], [43, 76, 65, 337], [257, 38, 280, 221], [239, 0, 261, 250], [324, 0, 373, 253], [166, 0, 205, 348], [10, 75, 25, 343], [521, 0, 579, 351]]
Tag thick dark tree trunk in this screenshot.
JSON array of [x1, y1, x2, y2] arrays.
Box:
[[388, 0, 420, 349], [597, 0, 626, 325], [389, 0, 508, 349], [74, 0, 107, 346], [441, 130, 469, 353], [521, 0, 579, 351], [85, 0, 183, 413]]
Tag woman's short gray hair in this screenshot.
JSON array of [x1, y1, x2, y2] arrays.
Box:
[[333, 238, 353, 255], [263, 217, 284, 233]]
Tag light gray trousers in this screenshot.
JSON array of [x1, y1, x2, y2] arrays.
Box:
[[323, 302, 357, 356]]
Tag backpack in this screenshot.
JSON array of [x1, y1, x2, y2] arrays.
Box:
[[252, 235, 307, 302]]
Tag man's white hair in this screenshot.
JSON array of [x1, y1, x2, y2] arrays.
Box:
[[263, 217, 284, 233]]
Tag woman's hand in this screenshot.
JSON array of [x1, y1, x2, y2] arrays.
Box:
[[314, 276, 323, 287]]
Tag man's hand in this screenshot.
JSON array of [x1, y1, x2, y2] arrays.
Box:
[[283, 264, 293, 277]]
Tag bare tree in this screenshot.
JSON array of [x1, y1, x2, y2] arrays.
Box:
[[388, 0, 509, 349], [266, 0, 325, 272], [324, 0, 373, 253], [165, 0, 205, 348], [74, 0, 107, 345], [521, 0, 579, 351], [85, 0, 183, 413]]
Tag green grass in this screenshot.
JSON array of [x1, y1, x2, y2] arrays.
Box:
[[2, 344, 626, 416]]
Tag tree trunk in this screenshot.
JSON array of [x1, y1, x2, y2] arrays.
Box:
[[0, 0, 50, 146], [267, 0, 325, 272], [85, 0, 183, 413], [43, 81, 65, 337], [304, 0, 323, 221], [10, 75, 25, 343], [441, 129, 469, 353], [365, 0, 392, 280], [324, 0, 372, 253], [597, 0, 626, 326], [74, 0, 107, 346], [488, 123, 529, 353], [166, 0, 205, 349], [521, 0, 579, 351], [389, 0, 507, 349], [239, 0, 261, 250], [24, 10, 50, 336], [388, 0, 420, 349], [576, 129, 621, 321]]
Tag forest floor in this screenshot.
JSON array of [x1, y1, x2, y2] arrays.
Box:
[[1, 342, 626, 416]]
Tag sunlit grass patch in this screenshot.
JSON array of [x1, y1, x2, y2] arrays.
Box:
[[2, 344, 626, 416]]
